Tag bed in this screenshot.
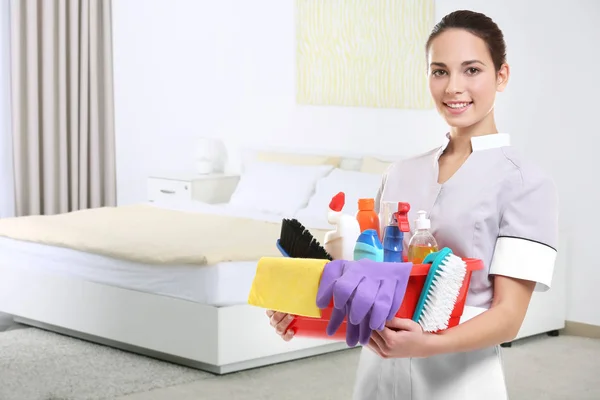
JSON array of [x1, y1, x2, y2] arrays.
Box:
[[0, 151, 392, 374]]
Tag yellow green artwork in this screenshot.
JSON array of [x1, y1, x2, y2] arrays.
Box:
[[296, 0, 435, 109]]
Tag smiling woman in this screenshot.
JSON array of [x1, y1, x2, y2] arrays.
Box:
[[426, 11, 509, 137], [266, 9, 559, 400]]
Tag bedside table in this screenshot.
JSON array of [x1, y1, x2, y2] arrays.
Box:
[[147, 173, 240, 205]]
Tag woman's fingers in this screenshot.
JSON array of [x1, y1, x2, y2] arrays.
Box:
[[367, 338, 384, 357], [269, 311, 287, 327], [266, 310, 295, 340], [368, 331, 389, 357], [275, 314, 294, 335], [282, 328, 295, 341]]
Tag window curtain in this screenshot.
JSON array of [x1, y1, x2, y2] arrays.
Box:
[[9, 0, 116, 216], [1, 0, 15, 218]]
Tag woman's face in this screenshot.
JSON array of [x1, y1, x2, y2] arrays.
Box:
[[427, 28, 508, 132]]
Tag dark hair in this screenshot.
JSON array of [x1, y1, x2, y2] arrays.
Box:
[[426, 10, 507, 71]]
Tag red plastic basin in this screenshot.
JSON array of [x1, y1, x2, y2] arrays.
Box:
[[288, 258, 484, 340]]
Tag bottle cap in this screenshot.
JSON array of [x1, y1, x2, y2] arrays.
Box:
[[329, 192, 345, 212], [415, 210, 430, 230], [358, 198, 374, 210]]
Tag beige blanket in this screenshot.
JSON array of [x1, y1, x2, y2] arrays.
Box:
[[0, 204, 327, 266]]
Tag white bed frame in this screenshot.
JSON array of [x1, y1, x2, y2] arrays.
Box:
[[0, 262, 348, 374], [0, 152, 370, 375]]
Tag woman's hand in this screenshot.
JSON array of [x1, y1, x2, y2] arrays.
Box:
[[368, 318, 434, 359], [266, 310, 295, 341]]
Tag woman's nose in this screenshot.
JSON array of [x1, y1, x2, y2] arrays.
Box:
[[445, 75, 465, 94]]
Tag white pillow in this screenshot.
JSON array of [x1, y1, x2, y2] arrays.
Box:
[[294, 168, 382, 228], [228, 161, 334, 216], [360, 156, 394, 174]]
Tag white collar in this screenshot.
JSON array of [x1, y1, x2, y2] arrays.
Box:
[[471, 133, 511, 151], [437, 133, 511, 159]]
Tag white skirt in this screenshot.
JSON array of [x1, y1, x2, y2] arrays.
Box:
[[352, 307, 509, 400], [352, 345, 508, 400]]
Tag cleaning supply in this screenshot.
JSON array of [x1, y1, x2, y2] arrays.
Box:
[[407, 210, 439, 264], [247, 256, 329, 318], [316, 258, 413, 346], [323, 192, 361, 261], [276, 218, 332, 260], [356, 198, 380, 238], [412, 247, 468, 332], [353, 229, 384, 262], [382, 202, 411, 262], [249, 255, 484, 340]]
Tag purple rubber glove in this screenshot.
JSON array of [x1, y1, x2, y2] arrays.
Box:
[[345, 316, 373, 347], [315, 260, 362, 346], [322, 291, 372, 346], [316, 259, 412, 345]]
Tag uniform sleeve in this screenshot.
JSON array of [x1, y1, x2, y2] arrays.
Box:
[[489, 171, 559, 292]]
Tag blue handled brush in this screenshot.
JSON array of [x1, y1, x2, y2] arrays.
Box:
[[412, 247, 467, 332], [276, 218, 332, 260]]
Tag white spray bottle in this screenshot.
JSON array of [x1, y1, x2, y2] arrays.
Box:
[[323, 192, 362, 260]]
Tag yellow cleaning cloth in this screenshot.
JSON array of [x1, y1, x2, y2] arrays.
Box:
[[247, 257, 329, 317]]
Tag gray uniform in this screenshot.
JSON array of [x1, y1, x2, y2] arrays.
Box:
[[353, 133, 559, 400]]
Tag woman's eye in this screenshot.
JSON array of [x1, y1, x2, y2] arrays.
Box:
[[466, 67, 480, 75], [432, 70, 446, 77]]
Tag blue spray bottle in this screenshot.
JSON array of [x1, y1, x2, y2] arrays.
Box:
[[382, 202, 411, 262]]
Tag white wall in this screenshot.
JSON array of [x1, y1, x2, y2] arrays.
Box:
[[112, 0, 448, 204], [112, 0, 600, 325]]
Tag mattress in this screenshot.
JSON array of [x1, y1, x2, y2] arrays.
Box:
[[0, 201, 322, 307], [0, 236, 258, 307]]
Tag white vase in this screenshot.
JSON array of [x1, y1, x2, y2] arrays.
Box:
[[194, 159, 213, 175]]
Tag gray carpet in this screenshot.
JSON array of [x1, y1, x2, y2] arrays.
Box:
[[502, 334, 600, 399], [120, 334, 600, 400], [0, 328, 210, 400], [0, 326, 599, 400]]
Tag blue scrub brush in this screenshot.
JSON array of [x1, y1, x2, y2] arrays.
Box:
[[412, 247, 468, 332]]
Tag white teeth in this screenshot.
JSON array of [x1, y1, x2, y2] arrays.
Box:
[[446, 102, 470, 109]]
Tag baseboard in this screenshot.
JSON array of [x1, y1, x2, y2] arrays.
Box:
[[562, 321, 600, 339]]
